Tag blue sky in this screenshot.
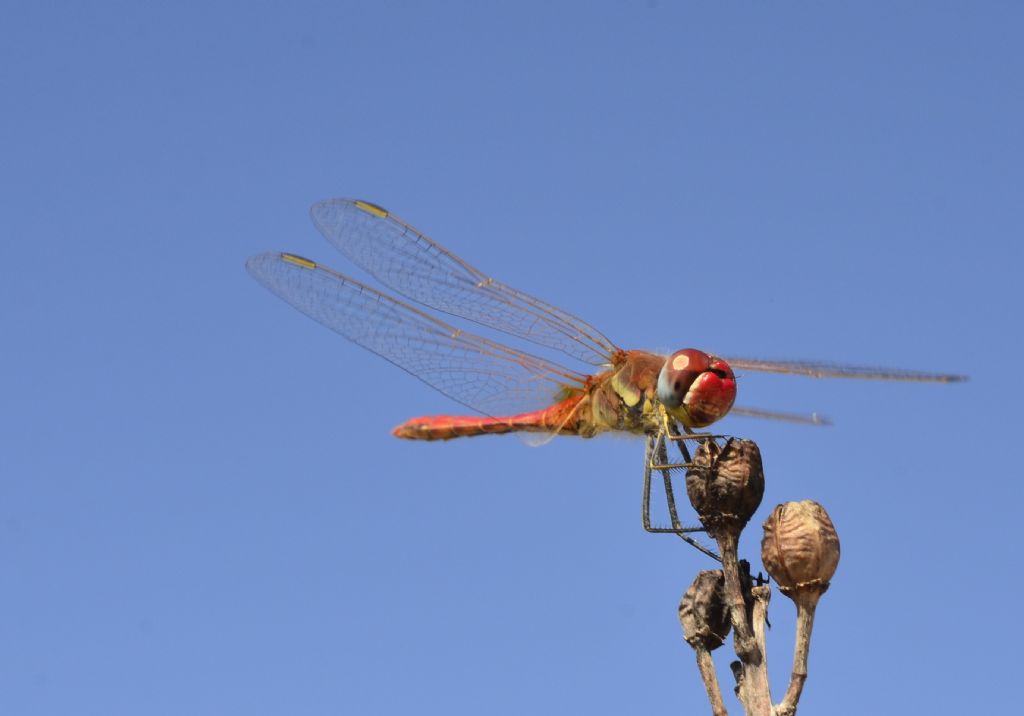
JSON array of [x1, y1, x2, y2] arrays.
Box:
[[2, 2, 1020, 714]]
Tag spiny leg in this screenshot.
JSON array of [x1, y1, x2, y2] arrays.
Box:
[[641, 426, 687, 532], [641, 424, 689, 532], [642, 431, 656, 532], [678, 529, 722, 562], [664, 417, 721, 561], [665, 415, 694, 463], [659, 415, 696, 532], [640, 424, 720, 560], [657, 430, 685, 532]]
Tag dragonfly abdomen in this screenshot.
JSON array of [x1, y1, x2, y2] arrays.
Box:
[[393, 395, 589, 441]]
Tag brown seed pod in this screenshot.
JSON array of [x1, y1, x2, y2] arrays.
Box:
[[761, 500, 840, 603], [679, 569, 731, 651], [685, 438, 765, 539]]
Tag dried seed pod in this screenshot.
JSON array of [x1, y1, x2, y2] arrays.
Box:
[[679, 569, 731, 651], [763, 502, 839, 715], [761, 500, 840, 605], [685, 438, 765, 539]]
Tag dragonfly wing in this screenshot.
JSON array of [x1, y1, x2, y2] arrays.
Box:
[[308, 199, 619, 366], [247, 252, 588, 417], [721, 356, 967, 383], [729, 406, 832, 426]]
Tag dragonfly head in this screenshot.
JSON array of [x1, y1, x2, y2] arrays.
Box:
[[657, 349, 737, 428]]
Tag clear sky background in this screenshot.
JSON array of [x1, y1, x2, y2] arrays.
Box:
[[2, 3, 1021, 714]]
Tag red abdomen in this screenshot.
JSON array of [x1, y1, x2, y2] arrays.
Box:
[[393, 395, 586, 441]]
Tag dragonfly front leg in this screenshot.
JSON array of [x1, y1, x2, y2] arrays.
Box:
[[642, 419, 689, 532], [641, 420, 721, 562], [641, 431, 656, 533], [658, 429, 685, 532], [663, 411, 693, 463], [640, 427, 680, 532]]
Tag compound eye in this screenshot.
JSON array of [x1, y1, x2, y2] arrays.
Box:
[[656, 349, 711, 408]]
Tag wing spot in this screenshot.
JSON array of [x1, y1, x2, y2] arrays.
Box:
[[353, 200, 389, 218], [281, 253, 317, 270]]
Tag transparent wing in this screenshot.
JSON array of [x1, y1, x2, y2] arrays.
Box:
[[729, 406, 832, 426], [247, 252, 588, 417], [308, 199, 619, 366], [721, 356, 967, 383]]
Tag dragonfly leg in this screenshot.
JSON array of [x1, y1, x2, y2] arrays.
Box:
[[641, 425, 687, 531], [657, 434, 684, 532], [664, 414, 694, 463], [638, 417, 720, 561], [641, 422, 722, 561], [661, 429, 721, 560], [642, 427, 679, 531], [641, 432, 656, 533], [681, 533, 722, 562]]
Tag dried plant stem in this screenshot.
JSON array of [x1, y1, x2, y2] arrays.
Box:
[[716, 533, 772, 716], [694, 647, 728, 716], [775, 593, 821, 716], [716, 533, 758, 662], [750, 585, 771, 664]]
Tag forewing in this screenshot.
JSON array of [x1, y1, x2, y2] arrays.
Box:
[[721, 356, 967, 383], [247, 252, 587, 417], [309, 199, 619, 366]]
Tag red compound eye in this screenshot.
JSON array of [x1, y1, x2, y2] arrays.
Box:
[[657, 349, 736, 428]]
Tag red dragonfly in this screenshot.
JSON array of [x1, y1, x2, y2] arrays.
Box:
[[247, 199, 964, 443]]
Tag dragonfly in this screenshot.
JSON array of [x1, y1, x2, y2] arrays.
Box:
[[247, 199, 964, 551]]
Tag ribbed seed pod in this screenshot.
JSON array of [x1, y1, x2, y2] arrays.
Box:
[[679, 570, 731, 651], [685, 438, 765, 539], [761, 501, 840, 603], [762, 501, 840, 714]]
